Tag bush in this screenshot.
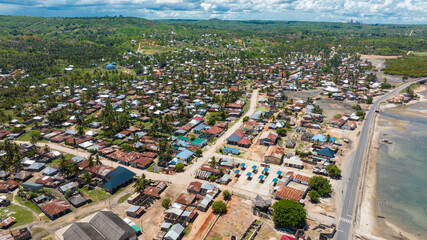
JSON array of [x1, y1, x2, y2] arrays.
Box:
[[326, 164, 342, 178], [175, 163, 185, 172], [309, 176, 332, 197], [333, 114, 342, 119], [212, 201, 227, 214], [222, 190, 231, 200], [276, 127, 287, 136], [366, 97, 373, 104], [272, 199, 306, 229], [308, 190, 320, 202], [162, 198, 171, 209], [243, 116, 250, 122]]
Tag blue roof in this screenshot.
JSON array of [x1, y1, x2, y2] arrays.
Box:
[[317, 147, 335, 158], [227, 133, 242, 143], [258, 175, 265, 180], [234, 169, 241, 174], [329, 137, 336, 142], [272, 178, 279, 183], [224, 147, 239, 152], [312, 134, 327, 142], [263, 167, 269, 172], [276, 170, 282, 175], [246, 172, 252, 177], [240, 163, 246, 167], [103, 167, 136, 192], [252, 165, 258, 169], [106, 64, 115, 69], [169, 158, 183, 165], [176, 149, 194, 160]]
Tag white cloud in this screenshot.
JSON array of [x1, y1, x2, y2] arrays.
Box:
[[0, 0, 425, 23]]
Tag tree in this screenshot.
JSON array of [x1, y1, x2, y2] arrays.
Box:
[[243, 116, 250, 122], [212, 200, 227, 214], [82, 170, 93, 186], [276, 127, 287, 136], [327, 92, 333, 98], [272, 199, 306, 229], [210, 156, 217, 168], [308, 190, 320, 203], [162, 198, 171, 209], [30, 130, 41, 145], [222, 190, 231, 200], [309, 176, 332, 197], [175, 163, 185, 172], [133, 174, 150, 192], [366, 97, 373, 104], [326, 164, 342, 178], [195, 148, 203, 157]]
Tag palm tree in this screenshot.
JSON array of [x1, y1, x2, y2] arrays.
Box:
[[87, 155, 95, 169], [210, 157, 217, 168], [82, 170, 93, 186], [133, 174, 150, 192], [95, 154, 102, 166]]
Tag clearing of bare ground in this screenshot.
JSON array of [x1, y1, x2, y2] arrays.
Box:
[[206, 196, 256, 240], [315, 98, 358, 122]]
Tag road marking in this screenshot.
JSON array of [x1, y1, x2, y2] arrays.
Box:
[[339, 217, 352, 224]]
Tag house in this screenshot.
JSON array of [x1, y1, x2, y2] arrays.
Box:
[[191, 138, 207, 148], [0, 227, 32, 240], [22, 182, 43, 192], [274, 185, 306, 203], [264, 146, 285, 165], [164, 223, 185, 240], [283, 156, 303, 169], [285, 139, 296, 149], [223, 147, 239, 155], [103, 167, 136, 194], [63, 211, 137, 240], [317, 147, 335, 159], [126, 205, 145, 218], [237, 138, 251, 148], [175, 149, 194, 163], [328, 118, 346, 128], [193, 123, 208, 134], [301, 132, 314, 142], [259, 131, 278, 145], [39, 198, 71, 220], [226, 130, 244, 145], [343, 121, 357, 130]]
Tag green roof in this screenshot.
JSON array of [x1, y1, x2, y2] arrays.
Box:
[[131, 224, 141, 232], [192, 138, 206, 144], [178, 136, 189, 141]]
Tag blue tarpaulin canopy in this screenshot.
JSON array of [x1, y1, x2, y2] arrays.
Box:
[[234, 169, 241, 174], [276, 171, 282, 176], [272, 178, 279, 183], [252, 165, 258, 169], [240, 163, 246, 167], [246, 172, 252, 177], [258, 175, 265, 180], [263, 167, 269, 173]]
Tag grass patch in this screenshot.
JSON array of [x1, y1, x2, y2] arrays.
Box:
[[183, 223, 193, 237], [383, 55, 427, 77], [15, 195, 43, 215], [16, 130, 34, 141], [80, 187, 111, 203], [118, 193, 131, 204], [0, 204, 36, 228]]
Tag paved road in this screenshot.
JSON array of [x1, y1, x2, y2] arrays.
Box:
[[336, 78, 427, 240]]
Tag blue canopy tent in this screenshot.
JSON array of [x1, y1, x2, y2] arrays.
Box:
[[272, 178, 279, 184], [234, 169, 241, 175], [246, 172, 252, 178], [258, 175, 265, 182], [263, 167, 269, 174], [276, 170, 282, 176], [240, 163, 246, 169]]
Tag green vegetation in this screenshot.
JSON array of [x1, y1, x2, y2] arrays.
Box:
[[162, 198, 171, 209], [183, 223, 193, 237], [333, 114, 342, 119], [383, 56, 427, 78], [222, 190, 231, 200], [326, 164, 342, 178], [15, 195, 43, 215], [118, 193, 131, 204], [31, 227, 50, 239], [80, 187, 111, 202], [0, 204, 36, 227], [309, 176, 332, 197], [308, 190, 320, 203], [175, 163, 185, 172], [276, 128, 287, 136], [272, 199, 306, 229], [212, 200, 227, 214]]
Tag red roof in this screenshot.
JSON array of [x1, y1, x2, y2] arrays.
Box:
[[234, 130, 245, 138], [207, 127, 223, 135], [281, 235, 298, 240], [237, 138, 251, 146]]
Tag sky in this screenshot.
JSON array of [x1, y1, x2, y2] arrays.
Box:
[[0, 0, 426, 24]]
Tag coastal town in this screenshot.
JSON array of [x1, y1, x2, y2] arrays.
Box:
[[0, 16, 426, 240]]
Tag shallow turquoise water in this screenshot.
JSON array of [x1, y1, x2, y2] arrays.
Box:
[[376, 103, 427, 237]]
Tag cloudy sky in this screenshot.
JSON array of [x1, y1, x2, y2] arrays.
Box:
[[0, 0, 426, 24]]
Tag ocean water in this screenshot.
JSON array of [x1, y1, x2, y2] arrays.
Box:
[[376, 103, 427, 237]]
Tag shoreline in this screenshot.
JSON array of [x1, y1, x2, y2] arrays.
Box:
[[358, 85, 427, 240]]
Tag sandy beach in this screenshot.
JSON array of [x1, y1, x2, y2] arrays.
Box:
[[357, 84, 427, 240]]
